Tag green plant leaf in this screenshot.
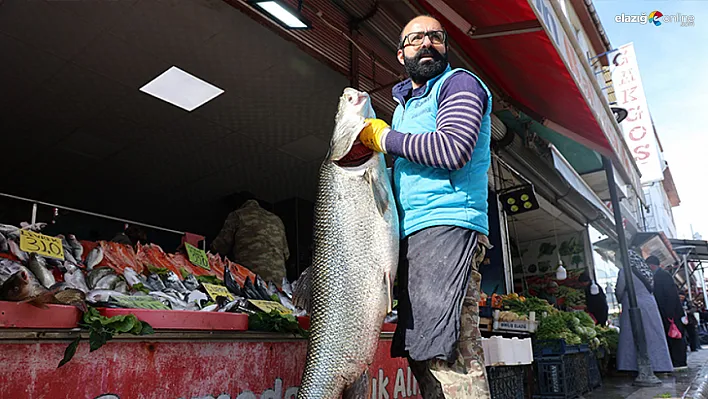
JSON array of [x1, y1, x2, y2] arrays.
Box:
[[131, 282, 150, 294], [139, 322, 155, 335], [58, 337, 81, 368], [196, 275, 224, 286], [89, 328, 112, 352]]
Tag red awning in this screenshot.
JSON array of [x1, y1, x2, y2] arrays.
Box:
[[418, 0, 612, 154]]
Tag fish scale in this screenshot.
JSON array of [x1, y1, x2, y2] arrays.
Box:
[[297, 88, 399, 399]]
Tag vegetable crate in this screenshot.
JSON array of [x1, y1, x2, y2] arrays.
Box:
[[487, 365, 527, 399], [532, 339, 589, 357], [585, 351, 602, 390], [532, 353, 587, 399]]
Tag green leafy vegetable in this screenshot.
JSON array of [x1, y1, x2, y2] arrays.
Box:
[[196, 275, 224, 286], [58, 307, 155, 368], [248, 310, 308, 337], [146, 264, 171, 276], [131, 282, 150, 294]]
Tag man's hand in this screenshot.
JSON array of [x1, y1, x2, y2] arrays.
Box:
[[359, 118, 390, 153]]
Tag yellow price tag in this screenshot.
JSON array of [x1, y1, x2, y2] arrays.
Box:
[[19, 230, 64, 260], [249, 299, 292, 315], [203, 283, 235, 302], [185, 242, 210, 270]]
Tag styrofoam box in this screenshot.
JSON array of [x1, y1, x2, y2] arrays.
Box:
[[482, 336, 533, 366]]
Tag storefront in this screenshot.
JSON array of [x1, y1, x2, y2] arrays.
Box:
[[0, 0, 643, 398]]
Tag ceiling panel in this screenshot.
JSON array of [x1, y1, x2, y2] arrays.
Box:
[[0, 0, 104, 60]]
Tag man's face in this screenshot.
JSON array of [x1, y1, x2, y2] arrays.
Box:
[[397, 17, 448, 86]]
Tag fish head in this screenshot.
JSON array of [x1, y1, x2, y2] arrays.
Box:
[[0, 270, 31, 301], [328, 88, 377, 166]]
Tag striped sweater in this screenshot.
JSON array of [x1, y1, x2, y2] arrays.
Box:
[[385, 71, 489, 170]]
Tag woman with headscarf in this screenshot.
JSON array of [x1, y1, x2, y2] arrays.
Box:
[[616, 249, 674, 373]]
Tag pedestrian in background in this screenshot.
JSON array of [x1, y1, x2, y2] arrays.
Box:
[[616, 250, 674, 373], [646, 255, 688, 368]]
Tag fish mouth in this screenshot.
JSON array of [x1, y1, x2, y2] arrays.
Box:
[[334, 140, 374, 167]]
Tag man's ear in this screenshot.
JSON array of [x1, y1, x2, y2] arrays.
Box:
[[397, 49, 405, 66]]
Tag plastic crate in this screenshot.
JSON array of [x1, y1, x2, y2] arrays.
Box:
[[586, 351, 602, 390], [487, 365, 526, 399], [571, 352, 589, 394], [533, 354, 582, 399], [533, 339, 590, 357]]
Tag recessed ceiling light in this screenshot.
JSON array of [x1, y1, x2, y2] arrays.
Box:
[[248, 1, 310, 29], [139, 66, 224, 112]]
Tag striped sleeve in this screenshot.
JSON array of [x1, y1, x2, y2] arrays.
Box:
[[384, 72, 488, 170]]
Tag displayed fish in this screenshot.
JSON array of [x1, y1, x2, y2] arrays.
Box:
[[86, 289, 127, 304], [278, 291, 305, 316], [20, 222, 47, 232], [224, 265, 243, 297], [0, 259, 24, 285], [95, 273, 121, 290], [28, 252, 56, 288], [145, 274, 166, 292], [53, 287, 88, 312], [266, 281, 279, 298], [8, 240, 28, 263], [219, 297, 251, 313], [0, 268, 56, 308], [149, 291, 193, 310], [255, 276, 271, 298], [294, 88, 399, 399], [122, 267, 144, 288], [183, 274, 199, 291], [0, 232, 8, 253], [243, 277, 264, 300], [165, 271, 188, 294], [0, 224, 19, 237], [67, 234, 84, 261], [282, 277, 294, 299], [186, 290, 208, 307], [87, 267, 114, 289], [85, 246, 104, 270], [64, 267, 89, 293], [200, 304, 218, 312]]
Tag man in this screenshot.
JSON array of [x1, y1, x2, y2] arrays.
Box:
[[210, 192, 289, 285], [647, 255, 688, 369], [579, 271, 609, 325], [359, 15, 493, 399]]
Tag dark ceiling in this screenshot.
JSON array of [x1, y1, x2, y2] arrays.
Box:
[[1, 0, 355, 238]]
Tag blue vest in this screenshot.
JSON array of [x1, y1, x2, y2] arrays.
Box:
[[391, 65, 492, 238]]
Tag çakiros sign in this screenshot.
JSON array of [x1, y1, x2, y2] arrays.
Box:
[[610, 43, 664, 184]]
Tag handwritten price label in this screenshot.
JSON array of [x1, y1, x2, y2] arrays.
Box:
[[203, 283, 235, 302], [19, 230, 64, 260], [249, 299, 292, 315], [185, 243, 210, 270]]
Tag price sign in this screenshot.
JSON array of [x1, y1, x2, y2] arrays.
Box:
[[203, 283, 235, 302], [185, 242, 210, 270], [249, 299, 292, 315], [19, 230, 64, 260], [112, 296, 170, 310]]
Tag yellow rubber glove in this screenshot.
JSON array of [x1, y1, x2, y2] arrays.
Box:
[[359, 118, 391, 153]]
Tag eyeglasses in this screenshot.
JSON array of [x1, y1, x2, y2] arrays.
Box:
[[399, 30, 447, 49]]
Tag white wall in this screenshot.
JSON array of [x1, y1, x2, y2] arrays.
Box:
[[643, 182, 678, 238]]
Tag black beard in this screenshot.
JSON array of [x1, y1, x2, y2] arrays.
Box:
[[403, 47, 448, 86]]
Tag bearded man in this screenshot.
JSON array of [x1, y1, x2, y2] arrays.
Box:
[[358, 15, 493, 399]]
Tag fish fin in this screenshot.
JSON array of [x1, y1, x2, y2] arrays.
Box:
[[365, 168, 389, 218], [384, 271, 393, 314], [292, 267, 312, 314], [21, 290, 58, 309], [343, 370, 371, 399]]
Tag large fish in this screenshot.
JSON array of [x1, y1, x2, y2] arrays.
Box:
[[294, 88, 399, 399]]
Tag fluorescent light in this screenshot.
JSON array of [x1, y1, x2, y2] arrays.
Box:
[[139, 66, 224, 112], [249, 1, 310, 29]]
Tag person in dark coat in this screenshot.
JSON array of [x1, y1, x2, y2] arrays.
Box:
[[646, 255, 688, 368], [580, 271, 609, 326]]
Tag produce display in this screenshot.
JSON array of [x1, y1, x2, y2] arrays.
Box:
[[535, 310, 614, 351]]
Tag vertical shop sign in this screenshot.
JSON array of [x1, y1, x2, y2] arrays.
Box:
[[610, 43, 664, 184]]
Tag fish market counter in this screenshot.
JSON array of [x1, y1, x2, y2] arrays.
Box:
[[0, 329, 422, 399]]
